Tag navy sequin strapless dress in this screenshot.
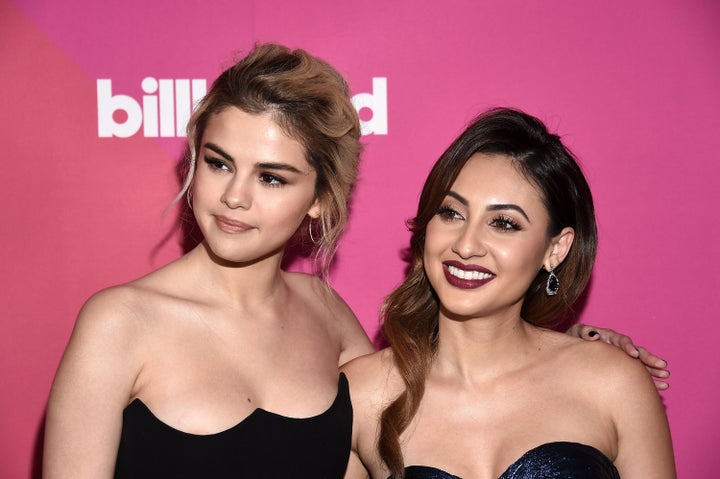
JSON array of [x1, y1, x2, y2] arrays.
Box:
[[114, 374, 352, 478], [400, 442, 620, 478]]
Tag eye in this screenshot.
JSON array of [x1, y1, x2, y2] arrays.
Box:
[[203, 156, 231, 172], [436, 205, 465, 222], [489, 215, 522, 232], [259, 172, 287, 187]]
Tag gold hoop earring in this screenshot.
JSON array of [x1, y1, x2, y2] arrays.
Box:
[[308, 220, 320, 245]]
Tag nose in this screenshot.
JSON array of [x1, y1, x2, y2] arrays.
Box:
[[451, 222, 488, 259], [221, 176, 252, 210]]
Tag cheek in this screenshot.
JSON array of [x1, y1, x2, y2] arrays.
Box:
[[424, 220, 449, 250], [263, 195, 315, 229], [423, 223, 449, 276], [192, 169, 223, 197], [499, 241, 547, 275]]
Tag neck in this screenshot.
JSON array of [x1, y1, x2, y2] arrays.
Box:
[[433, 309, 536, 381], [184, 241, 289, 310]]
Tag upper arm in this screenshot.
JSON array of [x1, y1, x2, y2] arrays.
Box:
[[338, 318, 375, 367], [293, 274, 374, 366], [44, 289, 142, 479], [341, 349, 397, 476], [318, 285, 374, 367], [602, 350, 676, 478]]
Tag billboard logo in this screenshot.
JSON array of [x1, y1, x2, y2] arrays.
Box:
[[353, 77, 387, 136], [97, 78, 206, 138], [97, 77, 388, 138]]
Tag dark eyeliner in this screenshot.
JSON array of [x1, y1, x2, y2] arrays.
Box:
[[203, 155, 228, 171], [436, 205, 463, 221], [259, 172, 287, 186], [490, 214, 521, 231]]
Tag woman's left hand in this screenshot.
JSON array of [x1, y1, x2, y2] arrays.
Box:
[[567, 324, 670, 391]]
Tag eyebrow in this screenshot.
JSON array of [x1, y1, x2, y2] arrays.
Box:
[[204, 142, 306, 174], [446, 191, 531, 222]]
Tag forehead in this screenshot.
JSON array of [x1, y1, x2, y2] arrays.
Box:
[[203, 107, 309, 168], [452, 153, 546, 210]]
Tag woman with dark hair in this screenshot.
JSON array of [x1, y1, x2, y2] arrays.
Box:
[[344, 108, 675, 478]]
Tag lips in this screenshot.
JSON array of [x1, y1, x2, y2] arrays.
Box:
[[214, 215, 254, 234], [442, 260, 495, 289]]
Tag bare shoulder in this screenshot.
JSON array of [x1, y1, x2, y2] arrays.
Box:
[[568, 335, 651, 380], [44, 279, 169, 478], [285, 271, 373, 364], [342, 348, 400, 404], [73, 283, 147, 342], [283, 271, 349, 312], [342, 348, 389, 380], [555, 332, 657, 405], [529, 328, 675, 477], [67, 260, 197, 359], [55, 283, 159, 389]]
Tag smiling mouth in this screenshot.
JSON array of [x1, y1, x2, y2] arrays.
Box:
[[446, 264, 494, 281], [442, 262, 495, 289]]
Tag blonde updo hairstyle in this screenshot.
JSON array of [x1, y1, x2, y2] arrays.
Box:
[[179, 43, 362, 277]]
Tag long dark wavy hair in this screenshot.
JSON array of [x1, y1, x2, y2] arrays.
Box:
[[379, 107, 598, 478]]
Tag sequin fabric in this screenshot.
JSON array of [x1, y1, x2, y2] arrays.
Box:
[[399, 441, 620, 479]]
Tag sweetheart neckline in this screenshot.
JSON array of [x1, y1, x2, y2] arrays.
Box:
[[124, 373, 348, 437], [403, 441, 616, 479]]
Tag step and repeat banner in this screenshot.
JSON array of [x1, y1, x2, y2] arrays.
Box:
[[2, 0, 718, 476]]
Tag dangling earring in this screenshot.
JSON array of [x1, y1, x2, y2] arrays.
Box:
[[186, 189, 193, 210], [308, 220, 320, 245], [545, 265, 559, 296]]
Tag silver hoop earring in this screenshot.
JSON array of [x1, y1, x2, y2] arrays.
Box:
[[545, 265, 559, 296], [186, 189, 193, 210], [308, 220, 320, 245]]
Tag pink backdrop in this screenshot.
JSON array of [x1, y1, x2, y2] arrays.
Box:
[[2, 0, 718, 476]]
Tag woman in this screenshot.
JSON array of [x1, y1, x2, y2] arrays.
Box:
[[44, 43, 374, 478], [44, 44, 665, 478], [344, 108, 676, 478]]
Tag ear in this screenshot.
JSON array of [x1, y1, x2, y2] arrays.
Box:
[[307, 196, 323, 219], [543, 227, 575, 271]]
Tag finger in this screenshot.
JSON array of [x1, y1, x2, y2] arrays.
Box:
[[620, 339, 641, 358], [653, 379, 670, 391], [581, 327, 601, 341], [595, 328, 625, 347], [646, 367, 670, 378], [636, 346, 668, 369]]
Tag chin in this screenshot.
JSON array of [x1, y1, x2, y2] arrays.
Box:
[[439, 304, 485, 322]]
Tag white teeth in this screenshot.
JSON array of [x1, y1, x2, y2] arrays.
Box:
[[447, 265, 493, 280]]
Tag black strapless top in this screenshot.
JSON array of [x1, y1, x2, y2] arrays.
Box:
[[114, 374, 352, 478], [400, 442, 620, 478]]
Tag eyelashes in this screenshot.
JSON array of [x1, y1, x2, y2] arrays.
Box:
[[203, 156, 229, 172], [436, 205, 464, 222], [488, 215, 521, 231], [202, 156, 287, 187], [435, 205, 523, 231], [258, 172, 287, 187]]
